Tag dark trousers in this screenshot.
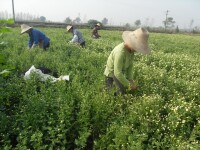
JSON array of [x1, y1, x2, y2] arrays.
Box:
[[105, 76, 126, 95], [44, 42, 50, 50], [80, 41, 85, 48]]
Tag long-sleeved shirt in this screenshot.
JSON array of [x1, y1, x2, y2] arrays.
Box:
[[70, 29, 85, 44], [28, 29, 50, 48], [104, 43, 134, 87]]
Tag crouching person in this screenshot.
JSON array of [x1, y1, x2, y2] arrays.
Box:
[[66, 25, 85, 48], [21, 24, 50, 50], [92, 23, 101, 39], [104, 28, 151, 96]]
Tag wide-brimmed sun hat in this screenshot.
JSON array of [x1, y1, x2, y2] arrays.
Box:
[[122, 27, 151, 54], [21, 24, 32, 34], [66, 25, 73, 32]]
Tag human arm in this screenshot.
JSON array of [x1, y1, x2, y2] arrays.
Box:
[[113, 52, 129, 87], [96, 32, 101, 38], [126, 62, 133, 81], [31, 43, 38, 48], [28, 37, 33, 48], [32, 30, 39, 46], [92, 28, 100, 37], [28, 30, 39, 48], [126, 63, 138, 90], [70, 34, 78, 43]]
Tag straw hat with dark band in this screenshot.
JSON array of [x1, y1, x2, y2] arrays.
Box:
[[66, 25, 73, 31], [21, 24, 32, 34], [122, 27, 151, 54]]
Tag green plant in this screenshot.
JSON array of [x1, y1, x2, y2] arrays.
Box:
[[0, 27, 199, 149]]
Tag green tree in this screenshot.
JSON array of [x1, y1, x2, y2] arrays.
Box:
[[39, 16, 46, 22], [175, 25, 179, 33], [163, 17, 176, 29], [102, 18, 108, 25], [73, 17, 81, 24], [134, 20, 141, 27], [88, 19, 101, 28], [64, 17, 72, 24], [124, 23, 130, 28], [189, 19, 194, 32]]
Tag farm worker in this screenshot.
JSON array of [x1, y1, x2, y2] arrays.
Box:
[[104, 27, 151, 95], [66, 25, 85, 48], [20, 24, 50, 50], [92, 23, 101, 39]]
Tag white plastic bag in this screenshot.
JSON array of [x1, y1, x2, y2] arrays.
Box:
[[24, 65, 69, 82]]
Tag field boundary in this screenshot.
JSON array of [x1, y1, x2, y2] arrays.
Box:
[[11, 20, 200, 35]]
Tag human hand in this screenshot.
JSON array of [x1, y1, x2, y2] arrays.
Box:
[[31, 44, 38, 48], [129, 84, 138, 90], [128, 81, 138, 91]]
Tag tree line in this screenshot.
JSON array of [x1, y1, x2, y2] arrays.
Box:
[[0, 10, 199, 33], [0, 11, 47, 22]]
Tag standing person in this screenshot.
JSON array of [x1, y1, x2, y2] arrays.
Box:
[[91, 23, 101, 39], [104, 27, 151, 95], [20, 24, 50, 50], [66, 25, 85, 48]]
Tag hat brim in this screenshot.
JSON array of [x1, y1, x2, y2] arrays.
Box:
[[67, 26, 72, 32], [122, 31, 151, 54], [21, 27, 32, 34]]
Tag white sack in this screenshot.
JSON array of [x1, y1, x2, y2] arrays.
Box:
[[24, 65, 69, 82]]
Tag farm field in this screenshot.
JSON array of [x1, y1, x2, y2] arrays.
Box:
[[1, 27, 200, 149]]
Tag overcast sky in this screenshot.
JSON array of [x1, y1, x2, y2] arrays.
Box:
[[1, 0, 200, 28]]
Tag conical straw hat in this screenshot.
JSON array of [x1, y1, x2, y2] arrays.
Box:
[[122, 27, 151, 54], [21, 24, 32, 34], [96, 23, 101, 26], [66, 25, 73, 31]]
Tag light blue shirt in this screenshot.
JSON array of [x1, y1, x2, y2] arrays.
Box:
[[70, 29, 85, 44]]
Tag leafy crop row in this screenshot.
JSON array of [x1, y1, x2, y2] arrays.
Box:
[[0, 27, 200, 149]]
